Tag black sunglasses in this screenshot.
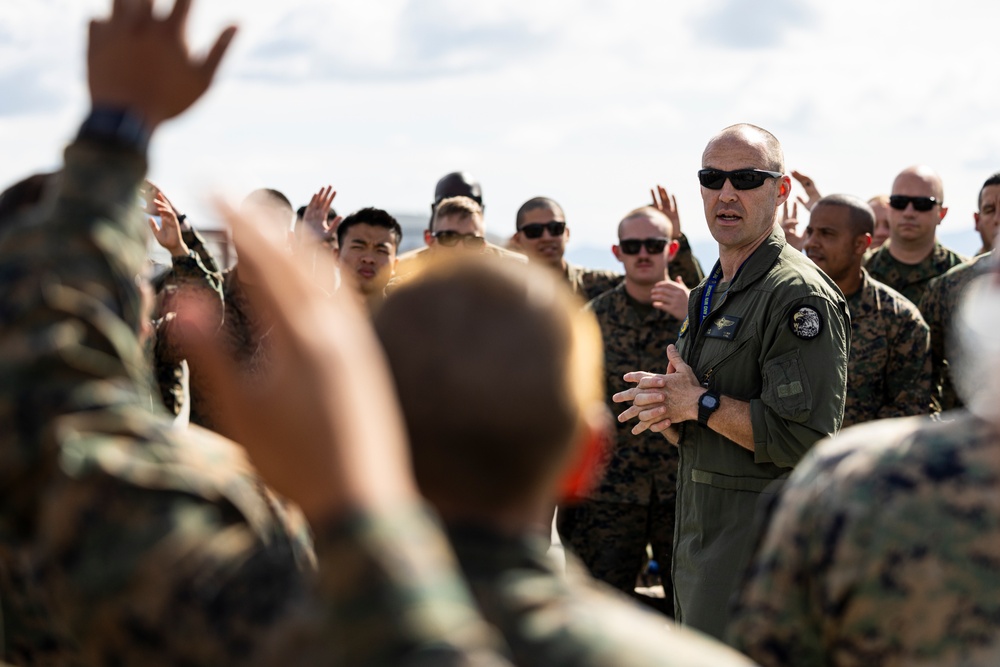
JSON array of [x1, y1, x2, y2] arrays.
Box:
[[519, 221, 566, 239], [433, 230, 486, 247], [698, 168, 783, 190], [619, 237, 669, 255], [888, 195, 940, 212]]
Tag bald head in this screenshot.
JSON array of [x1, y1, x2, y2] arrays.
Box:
[[893, 165, 945, 203], [704, 124, 785, 173]]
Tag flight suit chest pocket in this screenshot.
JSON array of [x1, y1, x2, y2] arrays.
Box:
[[761, 349, 812, 421], [695, 320, 759, 384]]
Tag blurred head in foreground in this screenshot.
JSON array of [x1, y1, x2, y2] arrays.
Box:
[[374, 256, 608, 530]]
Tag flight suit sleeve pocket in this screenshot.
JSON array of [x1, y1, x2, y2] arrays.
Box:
[[761, 349, 812, 421]]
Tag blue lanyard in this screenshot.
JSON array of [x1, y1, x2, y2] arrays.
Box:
[[699, 261, 724, 326], [699, 259, 749, 326]]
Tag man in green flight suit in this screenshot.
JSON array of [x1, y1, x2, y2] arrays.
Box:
[[614, 124, 850, 640]]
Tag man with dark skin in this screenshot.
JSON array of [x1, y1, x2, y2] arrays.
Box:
[[803, 194, 932, 426]]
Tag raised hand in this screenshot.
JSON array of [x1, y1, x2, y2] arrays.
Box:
[[148, 193, 190, 257], [651, 276, 690, 320], [779, 201, 806, 251], [302, 185, 338, 241], [650, 184, 682, 239], [791, 170, 822, 211], [177, 200, 416, 521], [88, 0, 237, 129]]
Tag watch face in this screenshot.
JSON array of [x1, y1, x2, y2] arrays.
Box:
[[701, 395, 719, 409]]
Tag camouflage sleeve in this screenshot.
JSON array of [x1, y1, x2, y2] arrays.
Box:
[[258, 505, 514, 667], [880, 306, 932, 419], [182, 225, 222, 275], [1, 139, 515, 665], [918, 278, 948, 411], [669, 234, 705, 288]]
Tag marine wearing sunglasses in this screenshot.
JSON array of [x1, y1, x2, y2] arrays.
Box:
[[697, 168, 784, 191]]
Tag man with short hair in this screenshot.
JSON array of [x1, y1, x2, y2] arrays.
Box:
[[394, 196, 524, 285], [374, 256, 757, 667], [557, 206, 684, 615], [614, 124, 850, 639], [974, 172, 1000, 255], [514, 197, 620, 301], [803, 194, 932, 426], [728, 260, 1000, 667], [865, 165, 967, 307], [335, 207, 401, 311]]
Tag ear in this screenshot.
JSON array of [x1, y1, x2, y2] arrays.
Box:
[[557, 418, 608, 502], [975, 212, 982, 232], [938, 205, 949, 222], [776, 175, 792, 204], [667, 239, 680, 262], [423, 229, 434, 246], [612, 244, 624, 263], [855, 233, 872, 256]]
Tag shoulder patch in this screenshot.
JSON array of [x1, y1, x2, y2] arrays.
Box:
[[789, 306, 823, 339], [679, 316, 689, 338]]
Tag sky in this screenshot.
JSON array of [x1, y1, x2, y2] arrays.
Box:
[[3, 0, 999, 268]]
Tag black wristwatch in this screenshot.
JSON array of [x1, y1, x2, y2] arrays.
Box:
[[77, 106, 152, 154], [697, 391, 721, 426]]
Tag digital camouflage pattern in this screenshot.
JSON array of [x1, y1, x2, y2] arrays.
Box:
[[842, 270, 932, 427], [564, 262, 622, 302], [728, 411, 1000, 667], [864, 240, 967, 309], [558, 283, 682, 604], [918, 252, 995, 411], [0, 139, 313, 665], [563, 234, 705, 303], [585, 283, 683, 505], [447, 523, 759, 667]]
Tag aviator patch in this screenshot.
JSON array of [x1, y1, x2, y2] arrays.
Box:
[[789, 306, 823, 339], [679, 317, 690, 338], [704, 314, 743, 340]]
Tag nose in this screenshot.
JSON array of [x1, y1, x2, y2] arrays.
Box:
[[718, 178, 739, 202]]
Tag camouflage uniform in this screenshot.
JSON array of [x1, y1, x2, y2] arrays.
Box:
[[671, 229, 849, 639], [0, 134, 764, 666], [842, 270, 932, 427], [728, 411, 1000, 666], [447, 523, 759, 667], [558, 284, 682, 611], [562, 234, 704, 303], [864, 240, 967, 309], [918, 252, 995, 411], [564, 262, 621, 302], [0, 138, 316, 665]]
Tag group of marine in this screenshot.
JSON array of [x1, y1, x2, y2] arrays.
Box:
[[2, 1, 999, 666]]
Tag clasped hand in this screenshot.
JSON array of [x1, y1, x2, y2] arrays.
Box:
[[612, 344, 704, 435]]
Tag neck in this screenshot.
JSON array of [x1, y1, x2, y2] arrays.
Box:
[[434, 498, 551, 539], [836, 268, 864, 298], [624, 273, 667, 304], [364, 290, 385, 313], [887, 236, 935, 264], [719, 228, 772, 281]]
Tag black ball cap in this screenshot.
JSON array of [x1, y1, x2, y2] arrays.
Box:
[[434, 172, 483, 206]]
